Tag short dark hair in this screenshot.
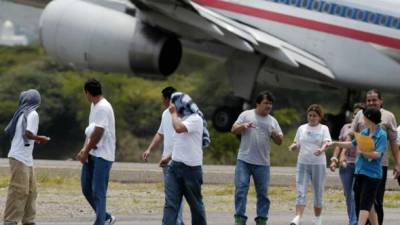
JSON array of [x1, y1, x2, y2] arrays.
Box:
[[84, 78, 102, 96], [366, 89, 382, 99], [363, 107, 381, 124], [161, 86, 176, 100], [255, 91, 275, 104], [307, 104, 324, 119]]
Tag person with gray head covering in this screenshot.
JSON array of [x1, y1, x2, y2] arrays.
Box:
[[160, 92, 209, 225], [3, 89, 50, 225]]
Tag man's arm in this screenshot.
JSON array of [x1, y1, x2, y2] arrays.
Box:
[[169, 104, 187, 133], [76, 127, 104, 164], [231, 122, 255, 135], [271, 129, 283, 145], [143, 133, 163, 161], [25, 131, 50, 144]]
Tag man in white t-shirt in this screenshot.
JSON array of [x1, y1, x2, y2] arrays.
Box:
[[76, 79, 116, 225], [3, 89, 50, 225], [160, 92, 209, 225], [231, 91, 283, 225], [142, 86, 185, 225]]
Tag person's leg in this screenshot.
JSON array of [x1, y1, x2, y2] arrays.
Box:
[[252, 164, 270, 224], [181, 164, 207, 225], [234, 160, 251, 223], [163, 162, 184, 225], [92, 156, 112, 225], [4, 158, 30, 225], [357, 175, 380, 225], [339, 164, 357, 225], [368, 206, 379, 225], [310, 164, 325, 225], [81, 156, 95, 210], [164, 166, 185, 225], [21, 166, 37, 224], [291, 163, 309, 225], [374, 166, 387, 225]]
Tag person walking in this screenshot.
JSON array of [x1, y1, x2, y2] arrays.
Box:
[[350, 89, 400, 225], [142, 86, 185, 225], [3, 89, 50, 225], [329, 103, 365, 225], [232, 91, 283, 225], [160, 92, 210, 225], [331, 107, 387, 225], [76, 79, 116, 225], [288, 104, 331, 225]]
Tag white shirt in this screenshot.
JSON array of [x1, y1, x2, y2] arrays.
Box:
[[295, 123, 331, 165], [88, 98, 116, 162], [397, 126, 400, 145], [8, 111, 39, 167], [157, 109, 175, 158], [172, 114, 203, 166]]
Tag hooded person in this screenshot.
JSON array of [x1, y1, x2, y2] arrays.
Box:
[[3, 89, 50, 225], [161, 92, 209, 225]]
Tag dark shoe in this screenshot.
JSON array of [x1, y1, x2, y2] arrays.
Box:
[[234, 215, 247, 225], [255, 217, 268, 225]]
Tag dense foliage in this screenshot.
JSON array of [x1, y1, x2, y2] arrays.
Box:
[[1, 46, 399, 166]]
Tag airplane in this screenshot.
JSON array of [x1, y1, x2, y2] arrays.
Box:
[[7, 0, 400, 136]]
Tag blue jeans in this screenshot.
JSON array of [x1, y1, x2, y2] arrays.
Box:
[[81, 155, 113, 225], [163, 167, 185, 225], [162, 161, 206, 225], [234, 159, 270, 221], [339, 163, 357, 225]]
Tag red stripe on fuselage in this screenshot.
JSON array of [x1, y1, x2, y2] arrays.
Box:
[[194, 0, 400, 49]]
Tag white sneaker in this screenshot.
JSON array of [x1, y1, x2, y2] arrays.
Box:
[[313, 216, 322, 225], [105, 215, 116, 225], [290, 215, 301, 225]]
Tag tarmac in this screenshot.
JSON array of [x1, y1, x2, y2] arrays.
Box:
[[0, 159, 399, 224]]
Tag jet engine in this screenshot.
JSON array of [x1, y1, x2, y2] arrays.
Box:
[[39, 0, 182, 77]]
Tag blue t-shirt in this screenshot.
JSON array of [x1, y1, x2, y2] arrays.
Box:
[[352, 127, 387, 179]]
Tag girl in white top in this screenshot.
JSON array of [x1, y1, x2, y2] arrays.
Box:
[[289, 104, 332, 225]]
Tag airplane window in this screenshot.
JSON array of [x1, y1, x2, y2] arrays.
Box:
[[356, 10, 364, 21], [313, 1, 320, 11], [379, 15, 387, 25], [302, 0, 308, 8], [345, 7, 353, 18], [392, 18, 399, 28], [368, 12, 376, 23], [291, 0, 298, 6], [335, 5, 342, 15], [323, 3, 331, 13]]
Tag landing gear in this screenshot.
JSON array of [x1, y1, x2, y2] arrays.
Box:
[[212, 96, 244, 132]]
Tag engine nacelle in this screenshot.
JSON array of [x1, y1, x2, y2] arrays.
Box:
[[39, 0, 182, 77]]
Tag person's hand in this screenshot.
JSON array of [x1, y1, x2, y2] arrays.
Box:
[[168, 103, 177, 114], [142, 149, 151, 162], [76, 149, 89, 164], [159, 157, 171, 168], [288, 143, 297, 152], [271, 129, 281, 139], [329, 161, 337, 172], [243, 122, 256, 129], [314, 148, 325, 156], [36, 136, 50, 144]]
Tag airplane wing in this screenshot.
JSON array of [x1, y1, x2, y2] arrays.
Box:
[[9, 0, 334, 80], [131, 0, 335, 80]]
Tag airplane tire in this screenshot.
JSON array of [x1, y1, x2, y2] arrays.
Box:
[[212, 107, 241, 132]]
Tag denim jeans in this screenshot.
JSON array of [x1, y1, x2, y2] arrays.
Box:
[[234, 159, 270, 221], [162, 161, 206, 225], [339, 163, 357, 225], [163, 167, 185, 225], [81, 155, 113, 225]]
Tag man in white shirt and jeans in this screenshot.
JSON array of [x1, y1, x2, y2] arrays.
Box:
[[160, 92, 210, 225], [3, 89, 49, 225], [142, 86, 185, 225], [76, 79, 116, 225]]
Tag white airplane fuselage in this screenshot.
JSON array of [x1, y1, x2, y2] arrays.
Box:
[[195, 0, 400, 91]]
